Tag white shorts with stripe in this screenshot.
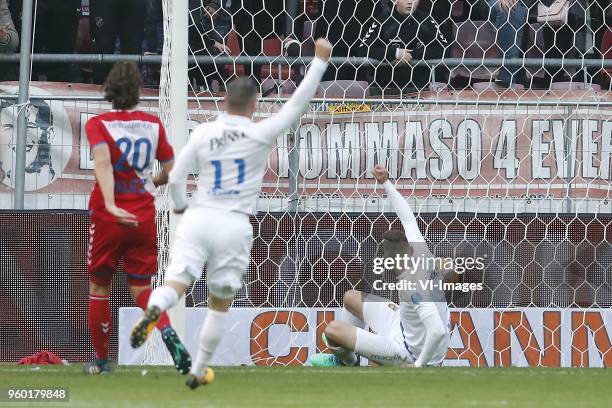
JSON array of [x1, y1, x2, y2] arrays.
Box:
[[356, 298, 415, 366]]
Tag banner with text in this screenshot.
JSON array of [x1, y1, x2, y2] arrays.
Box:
[[119, 307, 612, 368], [1, 83, 610, 212]]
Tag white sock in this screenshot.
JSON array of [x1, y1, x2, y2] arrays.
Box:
[[191, 309, 228, 377], [341, 307, 365, 329], [148, 286, 179, 312]]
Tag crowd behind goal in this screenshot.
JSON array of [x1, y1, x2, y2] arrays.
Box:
[[0, 0, 610, 92]]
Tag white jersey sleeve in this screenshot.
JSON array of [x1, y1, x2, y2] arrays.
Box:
[[251, 57, 328, 144], [382, 181, 425, 243], [168, 133, 201, 211]]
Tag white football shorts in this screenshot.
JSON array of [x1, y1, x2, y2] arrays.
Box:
[[357, 298, 415, 366], [164, 206, 253, 299]]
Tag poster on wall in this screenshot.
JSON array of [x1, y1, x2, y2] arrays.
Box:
[[1, 83, 610, 213], [118, 307, 612, 368]]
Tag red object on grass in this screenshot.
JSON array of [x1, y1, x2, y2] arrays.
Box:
[[18, 351, 64, 365]]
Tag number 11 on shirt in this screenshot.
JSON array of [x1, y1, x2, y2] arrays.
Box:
[[211, 159, 245, 189]]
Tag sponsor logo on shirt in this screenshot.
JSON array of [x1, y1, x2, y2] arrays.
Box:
[[210, 130, 247, 151], [208, 187, 241, 196]]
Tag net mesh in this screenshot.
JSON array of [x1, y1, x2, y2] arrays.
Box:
[[0, 0, 611, 366], [0, 211, 134, 363], [145, 0, 612, 366]]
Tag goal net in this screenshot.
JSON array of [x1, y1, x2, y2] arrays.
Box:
[[145, 0, 612, 367]]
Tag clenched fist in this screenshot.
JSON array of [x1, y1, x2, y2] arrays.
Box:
[[371, 165, 389, 184], [314, 38, 332, 61]]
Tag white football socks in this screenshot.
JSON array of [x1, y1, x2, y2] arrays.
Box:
[[191, 309, 228, 378], [147, 286, 179, 312]]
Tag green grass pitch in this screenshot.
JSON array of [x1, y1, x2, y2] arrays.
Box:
[[1, 364, 611, 407]]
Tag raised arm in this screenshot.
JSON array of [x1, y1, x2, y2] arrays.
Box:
[[383, 180, 425, 243], [371, 165, 425, 243], [252, 39, 331, 143]]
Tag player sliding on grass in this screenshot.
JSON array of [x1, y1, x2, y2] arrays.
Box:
[[130, 38, 333, 389], [84, 62, 191, 375], [310, 165, 451, 368]]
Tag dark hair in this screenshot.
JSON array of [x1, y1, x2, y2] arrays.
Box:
[[104, 61, 142, 110], [381, 230, 412, 258], [383, 230, 406, 242], [225, 77, 257, 112]]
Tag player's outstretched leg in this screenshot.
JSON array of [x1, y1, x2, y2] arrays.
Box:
[[314, 292, 412, 367], [130, 283, 182, 348], [130, 285, 192, 374], [310, 290, 365, 367], [310, 323, 359, 367], [161, 326, 192, 375], [186, 295, 232, 390]]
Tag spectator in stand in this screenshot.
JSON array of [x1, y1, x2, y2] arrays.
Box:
[[188, 0, 231, 92], [584, 0, 610, 86], [144, 0, 163, 55], [490, 0, 529, 87], [465, 0, 529, 87], [590, 0, 610, 52], [230, 0, 287, 86], [201, 0, 231, 41], [0, 0, 18, 53], [419, 0, 453, 57], [143, 0, 164, 87], [314, 0, 377, 81], [538, 0, 608, 87], [89, 0, 147, 84], [412, 0, 453, 86], [356, 0, 449, 93], [32, 0, 81, 82]]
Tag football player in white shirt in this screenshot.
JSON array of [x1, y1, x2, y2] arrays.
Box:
[[310, 165, 452, 368], [130, 38, 332, 388]]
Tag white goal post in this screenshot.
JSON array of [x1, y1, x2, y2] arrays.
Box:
[[144, 0, 189, 365]]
